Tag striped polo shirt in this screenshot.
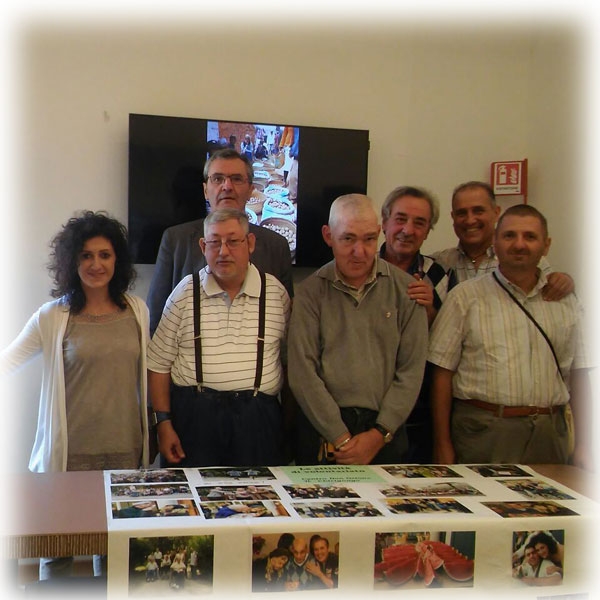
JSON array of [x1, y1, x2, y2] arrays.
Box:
[[148, 264, 290, 395]]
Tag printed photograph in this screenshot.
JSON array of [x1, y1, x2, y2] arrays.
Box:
[[128, 535, 213, 596], [378, 481, 483, 498], [113, 499, 199, 519], [482, 501, 578, 518], [293, 501, 383, 519], [282, 484, 360, 500], [374, 531, 475, 589], [111, 483, 192, 500], [467, 464, 532, 478], [498, 479, 576, 501], [385, 498, 472, 515], [252, 532, 339, 592], [512, 530, 564, 587], [196, 484, 280, 502], [381, 465, 462, 479], [196, 466, 276, 481], [200, 500, 289, 519], [110, 469, 188, 485]]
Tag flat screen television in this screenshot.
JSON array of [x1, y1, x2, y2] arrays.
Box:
[[128, 113, 370, 267]]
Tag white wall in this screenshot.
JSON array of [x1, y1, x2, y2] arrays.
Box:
[[2, 19, 587, 472]]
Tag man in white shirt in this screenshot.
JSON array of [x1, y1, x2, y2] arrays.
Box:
[[428, 204, 592, 469], [148, 208, 291, 467]]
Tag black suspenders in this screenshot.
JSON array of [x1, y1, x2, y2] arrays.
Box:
[[192, 270, 267, 396]]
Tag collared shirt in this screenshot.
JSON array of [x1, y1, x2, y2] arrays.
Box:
[[379, 244, 457, 309], [431, 245, 551, 284], [333, 259, 378, 302], [148, 264, 290, 395], [428, 268, 589, 407]]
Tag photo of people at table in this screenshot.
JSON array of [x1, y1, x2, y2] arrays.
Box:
[[282, 483, 360, 500], [111, 483, 192, 500], [200, 499, 289, 519], [196, 484, 280, 502], [382, 465, 462, 479], [196, 466, 276, 482], [497, 479, 576, 501], [385, 498, 472, 515], [482, 501, 578, 519], [512, 530, 564, 586], [374, 531, 475, 589], [293, 500, 382, 519], [251, 532, 339, 592], [467, 464, 532, 478], [128, 534, 214, 596], [112, 498, 199, 519], [110, 469, 188, 485], [378, 481, 483, 498]]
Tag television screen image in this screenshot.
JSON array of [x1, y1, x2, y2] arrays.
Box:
[[128, 113, 369, 267]]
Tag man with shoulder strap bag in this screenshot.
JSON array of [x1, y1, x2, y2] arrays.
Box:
[[428, 204, 592, 470], [147, 208, 291, 467]]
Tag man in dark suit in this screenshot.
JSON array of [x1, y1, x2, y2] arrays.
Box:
[[147, 148, 293, 332]]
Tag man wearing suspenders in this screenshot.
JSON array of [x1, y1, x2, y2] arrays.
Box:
[[148, 208, 291, 467]]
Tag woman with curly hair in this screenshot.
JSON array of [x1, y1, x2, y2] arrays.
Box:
[[1, 211, 151, 577]]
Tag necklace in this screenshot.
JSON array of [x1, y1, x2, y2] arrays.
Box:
[[465, 250, 488, 264]]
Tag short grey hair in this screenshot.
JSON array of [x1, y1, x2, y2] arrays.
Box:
[[329, 194, 377, 229], [204, 208, 250, 235], [381, 186, 439, 229]]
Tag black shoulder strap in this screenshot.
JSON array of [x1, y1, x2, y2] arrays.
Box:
[[192, 271, 203, 386], [253, 270, 267, 396], [492, 271, 564, 381]]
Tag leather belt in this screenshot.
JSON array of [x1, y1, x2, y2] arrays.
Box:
[[455, 398, 564, 418]]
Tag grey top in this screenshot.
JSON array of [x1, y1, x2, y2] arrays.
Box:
[[64, 306, 143, 470], [287, 257, 429, 443]]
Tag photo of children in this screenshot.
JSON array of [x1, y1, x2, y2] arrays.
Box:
[[251, 532, 339, 592], [512, 530, 563, 586], [374, 531, 475, 589], [128, 535, 214, 596]]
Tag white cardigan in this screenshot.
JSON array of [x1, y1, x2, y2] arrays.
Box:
[[0, 294, 150, 472]]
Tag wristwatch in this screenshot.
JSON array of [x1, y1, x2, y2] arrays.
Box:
[[151, 411, 172, 427], [373, 424, 393, 444]]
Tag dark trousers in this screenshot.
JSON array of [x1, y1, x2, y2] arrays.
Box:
[[294, 406, 408, 465], [164, 385, 283, 467]]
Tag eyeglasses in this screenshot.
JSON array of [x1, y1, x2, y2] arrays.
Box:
[[203, 237, 247, 251], [207, 173, 248, 186]]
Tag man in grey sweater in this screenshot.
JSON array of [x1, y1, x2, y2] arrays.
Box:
[[288, 194, 428, 465]]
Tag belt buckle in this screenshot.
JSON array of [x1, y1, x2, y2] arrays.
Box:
[[530, 406, 540, 420]]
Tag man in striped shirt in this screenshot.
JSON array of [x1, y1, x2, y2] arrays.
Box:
[[147, 208, 291, 467], [428, 204, 592, 469]]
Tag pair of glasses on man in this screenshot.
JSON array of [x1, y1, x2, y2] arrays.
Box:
[[203, 237, 248, 250], [207, 174, 248, 186]]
